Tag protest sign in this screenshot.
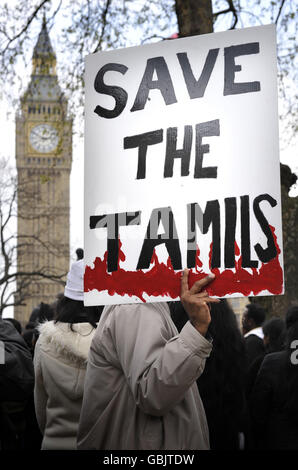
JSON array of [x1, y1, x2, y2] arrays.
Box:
[[84, 24, 284, 305]]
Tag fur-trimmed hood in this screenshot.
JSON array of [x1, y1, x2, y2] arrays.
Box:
[[37, 320, 96, 367]]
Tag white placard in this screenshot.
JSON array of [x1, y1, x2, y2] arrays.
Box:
[[84, 24, 284, 305]]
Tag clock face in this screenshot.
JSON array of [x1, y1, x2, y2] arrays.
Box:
[[29, 124, 59, 153]]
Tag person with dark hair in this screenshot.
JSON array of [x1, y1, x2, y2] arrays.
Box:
[[262, 317, 286, 352], [37, 302, 54, 323], [49, 292, 64, 319], [33, 259, 103, 450], [171, 299, 249, 450], [75, 247, 84, 260], [29, 302, 54, 325], [246, 317, 286, 398], [250, 306, 298, 449], [29, 306, 40, 324], [242, 303, 266, 368], [25, 322, 36, 330]]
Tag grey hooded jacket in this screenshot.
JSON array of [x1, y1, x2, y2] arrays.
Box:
[[77, 302, 212, 450], [34, 321, 96, 450]]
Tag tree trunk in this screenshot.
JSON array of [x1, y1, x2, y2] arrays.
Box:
[[175, 0, 213, 37]]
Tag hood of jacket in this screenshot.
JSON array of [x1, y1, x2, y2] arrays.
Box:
[[38, 320, 96, 367]]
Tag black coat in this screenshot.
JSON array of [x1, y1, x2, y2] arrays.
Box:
[[197, 362, 249, 450], [0, 320, 35, 449], [244, 334, 265, 369], [169, 302, 250, 449], [250, 351, 298, 450], [0, 320, 34, 401]]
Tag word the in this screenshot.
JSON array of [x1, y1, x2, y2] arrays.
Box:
[[124, 119, 220, 180]]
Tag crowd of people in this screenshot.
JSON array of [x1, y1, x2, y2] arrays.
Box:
[[0, 252, 298, 451]]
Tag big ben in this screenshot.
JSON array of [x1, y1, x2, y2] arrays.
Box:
[[14, 17, 72, 325]]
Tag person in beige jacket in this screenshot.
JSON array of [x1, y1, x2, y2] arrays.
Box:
[[77, 270, 219, 450], [34, 259, 102, 450]]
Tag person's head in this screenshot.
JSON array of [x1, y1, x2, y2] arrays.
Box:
[[25, 321, 36, 330], [29, 305, 41, 323], [208, 299, 241, 339], [207, 299, 246, 374], [285, 305, 298, 329], [262, 317, 286, 352], [242, 303, 266, 334], [64, 259, 84, 301], [55, 296, 102, 330], [29, 302, 54, 324], [285, 305, 298, 346], [50, 292, 64, 319], [38, 302, 54, 322], [76, 248, 84, 260], [4, 318, 22, 335], [279, 306, 298, 420]]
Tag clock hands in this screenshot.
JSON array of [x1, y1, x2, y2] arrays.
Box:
[[30, 125, 58, 152], [32, 131, 55, 140]]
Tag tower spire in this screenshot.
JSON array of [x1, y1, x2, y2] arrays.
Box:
[[32, 15, 56, 75], [42, 10, 46, 28]]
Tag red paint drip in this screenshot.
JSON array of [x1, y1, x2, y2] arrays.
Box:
[[84, 226, 283, 301]]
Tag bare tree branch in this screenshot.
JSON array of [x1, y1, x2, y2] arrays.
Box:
[[227, 0, 238, 29], [3, 270, 66, 283], [141, 34, 167, 44], [0, 157, 68, 315], [213, 7, 231, 18], [2, 0, 50, 54], [92, 0, 112, 53], [275, 0, 286, 25], [213, 0, 238, 29], [47, 0, 63, 31]]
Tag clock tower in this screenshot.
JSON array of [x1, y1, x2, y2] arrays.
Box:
[[15, 18, 72, 325]]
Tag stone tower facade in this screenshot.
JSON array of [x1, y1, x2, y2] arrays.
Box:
[[15, 19, 72, 325]]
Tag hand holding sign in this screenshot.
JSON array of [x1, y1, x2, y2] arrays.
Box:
[[180, 270, 219, 336]]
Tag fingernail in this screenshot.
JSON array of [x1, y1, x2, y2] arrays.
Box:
[[208, 273, 215, 279]]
